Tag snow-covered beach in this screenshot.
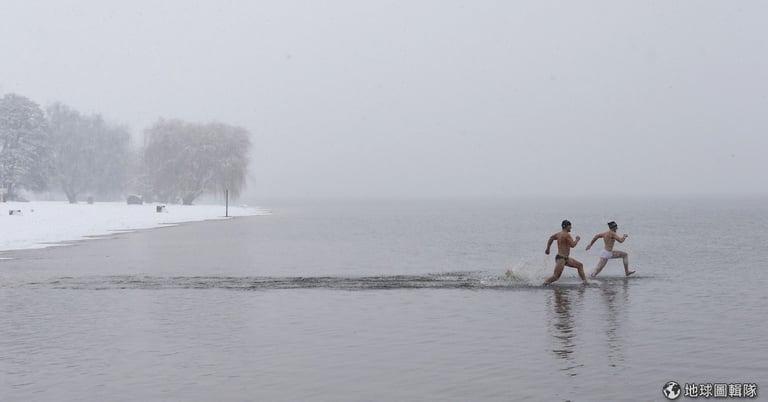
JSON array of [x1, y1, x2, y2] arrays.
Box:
[[0, 201, 268, 254]]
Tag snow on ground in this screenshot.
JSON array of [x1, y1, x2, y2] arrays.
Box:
[[0, 201, 269, 254]]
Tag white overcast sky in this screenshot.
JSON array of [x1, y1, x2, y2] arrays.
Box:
[[1, 1, 766, 198]]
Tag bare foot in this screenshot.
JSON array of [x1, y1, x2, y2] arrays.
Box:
[[626, 270, 636, 277]]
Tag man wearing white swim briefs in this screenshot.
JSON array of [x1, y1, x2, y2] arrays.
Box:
[[585, 221, 636, 278], [599, 249, 613, 259]]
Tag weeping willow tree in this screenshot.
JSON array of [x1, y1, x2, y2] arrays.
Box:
[[143, 119, 251, 205]]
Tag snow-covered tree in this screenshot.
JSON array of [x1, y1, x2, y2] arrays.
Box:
[[47, 102, 131, 203], [0, 93, 52, 200], [143, 119, 251, 204], [91, 120, 131, 199]]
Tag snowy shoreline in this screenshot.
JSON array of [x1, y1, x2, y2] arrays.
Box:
[[0, 201, 269, 254]]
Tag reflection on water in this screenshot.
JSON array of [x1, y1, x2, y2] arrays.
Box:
[[601, 279, 630, 368], [546, 280, 632, 377], [547, 286, 585, 376]]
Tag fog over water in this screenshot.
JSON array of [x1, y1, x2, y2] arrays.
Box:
[[1, 1, 765, 199]]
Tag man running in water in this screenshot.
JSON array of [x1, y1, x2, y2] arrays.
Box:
[[585, 221, 636, 277], [544, 220, 588, 285]]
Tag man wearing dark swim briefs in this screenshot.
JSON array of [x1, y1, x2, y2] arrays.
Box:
[[544, 219, 588, 285]]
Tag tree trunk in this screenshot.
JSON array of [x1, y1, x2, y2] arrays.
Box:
[[5, 184, 16, 202], [182, 193, 197, 205], [64, 188, 78, 204]]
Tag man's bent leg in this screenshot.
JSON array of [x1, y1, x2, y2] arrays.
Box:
[[544, 261, 565, 285], [567, 258, 588, 284], [613, 250, 635, 276], [591, 258, 608, 277]]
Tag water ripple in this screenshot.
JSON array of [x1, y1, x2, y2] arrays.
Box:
[[18, 272, 655, 291]]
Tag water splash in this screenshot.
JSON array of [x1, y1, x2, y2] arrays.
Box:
[[502, 255, 551, 285]]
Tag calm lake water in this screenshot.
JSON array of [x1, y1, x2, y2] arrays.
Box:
[[1, 197, 767, 401]]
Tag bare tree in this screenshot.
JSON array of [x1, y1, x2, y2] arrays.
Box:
[[48, 102, 131, 203], [143, 119, 251, 204]]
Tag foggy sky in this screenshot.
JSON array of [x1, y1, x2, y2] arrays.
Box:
[[2, 1, 766, 198]]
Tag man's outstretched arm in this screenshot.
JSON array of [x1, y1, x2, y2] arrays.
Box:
[[613, 232, 629, 243], [586, 233, 603, 250], [569, 235, 581, 248], [545, 235, 556, 254]]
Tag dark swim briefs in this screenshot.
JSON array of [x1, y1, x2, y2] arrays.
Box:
[[555, 254, 569, 263]]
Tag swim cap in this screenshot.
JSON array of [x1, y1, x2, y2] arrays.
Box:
[[561, 219, 572, 229], [608, 221, 618, 229]]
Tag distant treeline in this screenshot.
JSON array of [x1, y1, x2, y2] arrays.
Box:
[[0, 93, 251, 204]]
